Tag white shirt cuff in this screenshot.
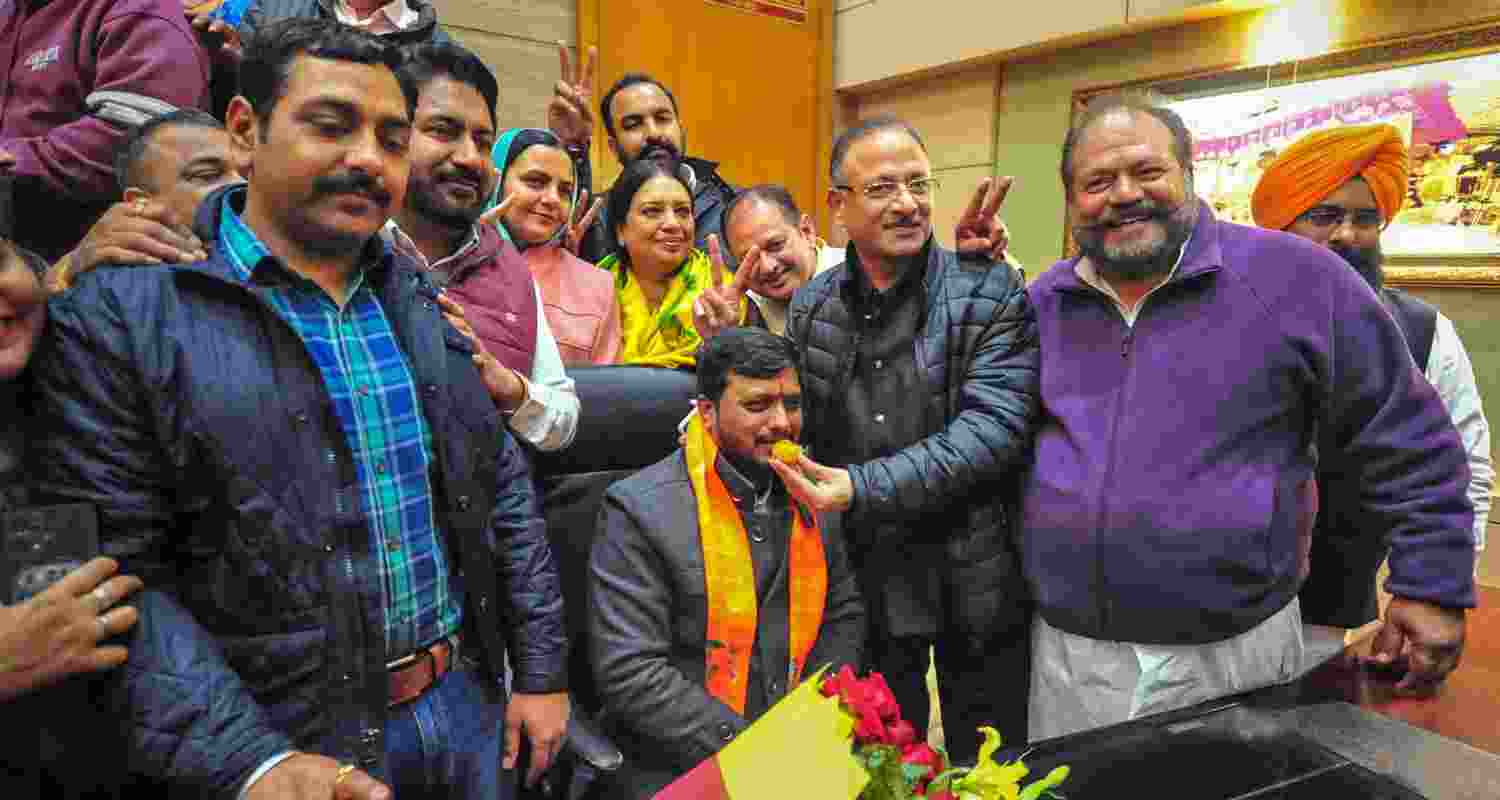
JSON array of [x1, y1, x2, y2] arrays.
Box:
[[236, 751, 298, 800]]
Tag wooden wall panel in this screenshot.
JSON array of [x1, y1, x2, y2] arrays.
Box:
[[442, 28, 557, 132], [434, 0, 572, 44], [855, 67, 999, 172], [591, 0, 831, 244]]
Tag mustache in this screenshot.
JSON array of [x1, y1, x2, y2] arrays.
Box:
[[434, 165, 484, 189], [312, 171, 392, 208], [638, 141, 681, 160], [1079, 201, 1168, 232]]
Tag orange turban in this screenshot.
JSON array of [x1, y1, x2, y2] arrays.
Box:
[[1250, 123, 1409, 231]]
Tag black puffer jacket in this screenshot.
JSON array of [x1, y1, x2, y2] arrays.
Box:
[[28, 186, 565, 793], [786, 239, 1041, 640]]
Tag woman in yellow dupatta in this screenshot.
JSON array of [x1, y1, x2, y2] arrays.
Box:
[[596, 158, 754, 368]]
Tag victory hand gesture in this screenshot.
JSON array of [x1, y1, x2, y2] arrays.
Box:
[[692, 234, 754, 342], [564, 189, 602, 255], [548, 43, 596, 149], [954, 176, 1014, 262]]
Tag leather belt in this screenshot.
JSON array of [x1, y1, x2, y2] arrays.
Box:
[[387, 634, 458, 708]]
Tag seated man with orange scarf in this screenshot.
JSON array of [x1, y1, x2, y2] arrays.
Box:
[[587, 327, 865, 799], [1251, 123, 1492, 675]]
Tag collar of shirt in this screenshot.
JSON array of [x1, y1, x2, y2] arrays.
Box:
[[380, 218, 481, 275], [334, 0, 418, 33], [1074, 233, 1193, 323], [217, 185, 392, 304], [845, 240, 928, 316]]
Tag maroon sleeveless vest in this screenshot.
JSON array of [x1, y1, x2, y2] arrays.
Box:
[[439, 224, 538, 376]]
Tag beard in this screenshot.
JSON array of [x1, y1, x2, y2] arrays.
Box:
[[1331, 241, 1384, 291], [407, 170, 486, 231], [1073, 196, 1198, 282]]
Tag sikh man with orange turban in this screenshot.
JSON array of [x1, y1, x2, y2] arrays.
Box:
[[1252, 123, 1493, 675]]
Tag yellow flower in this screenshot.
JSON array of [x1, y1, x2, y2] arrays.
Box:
[[772, 440, 803, 465]]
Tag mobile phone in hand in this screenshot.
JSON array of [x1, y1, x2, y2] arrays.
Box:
[[1, 503, 99, 603]]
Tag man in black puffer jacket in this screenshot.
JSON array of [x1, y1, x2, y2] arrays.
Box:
[[30, 21, 565, 800], [776, 116, 1041, 761]]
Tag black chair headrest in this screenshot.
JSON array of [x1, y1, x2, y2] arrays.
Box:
[[535, 366, 699, 476]]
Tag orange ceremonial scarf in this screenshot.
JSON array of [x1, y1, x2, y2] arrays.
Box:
[[684, 414, 827, 715]]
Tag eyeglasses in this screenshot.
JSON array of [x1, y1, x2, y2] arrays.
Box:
[[1297, 206, 1383, 230], [833, 176, 941, 202]]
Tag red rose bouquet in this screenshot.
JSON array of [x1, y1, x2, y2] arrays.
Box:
[[820, 665, 1069, 800]]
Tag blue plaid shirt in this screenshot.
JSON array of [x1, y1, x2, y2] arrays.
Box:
[[218, 191, 461, 659]]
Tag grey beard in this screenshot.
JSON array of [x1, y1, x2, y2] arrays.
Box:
[[1074, 198, 1198, 282], [1332, 243, 1384, 291]]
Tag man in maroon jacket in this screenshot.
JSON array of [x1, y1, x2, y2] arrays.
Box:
[[0, 0, 209, 260]]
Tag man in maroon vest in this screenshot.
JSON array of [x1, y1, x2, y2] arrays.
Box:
[[383, 42, 578, 453]]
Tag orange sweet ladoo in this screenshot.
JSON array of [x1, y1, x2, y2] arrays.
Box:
[[772, 440, 803, 465]]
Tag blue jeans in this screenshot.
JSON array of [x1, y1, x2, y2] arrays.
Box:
[[380, 662, 513, 799]]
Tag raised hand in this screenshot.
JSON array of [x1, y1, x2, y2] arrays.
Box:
[[188, 11, 244, 64], [477, 193, 517, 230], [691, 234, 754, 342], [954, 176, 1014, 262], [547, 43, 597, 149], [564, 189, 602, 255]]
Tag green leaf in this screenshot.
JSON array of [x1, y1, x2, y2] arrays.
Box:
[[1017, 766, 1070, 800]]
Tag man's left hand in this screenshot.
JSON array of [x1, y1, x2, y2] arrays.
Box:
[[504, 691, 572, 788], [768, 454, 854, 513], [1367, 595, 1466, 692], [954, 176, 1013, 263]]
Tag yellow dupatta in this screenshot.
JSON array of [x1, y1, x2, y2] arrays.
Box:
[[683, 413, 827, 715], [597, 248, 748, 368]]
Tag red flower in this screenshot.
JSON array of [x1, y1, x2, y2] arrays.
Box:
[[887, 719, 917, 749], [902, 743, 943, 774], [865, 672, 901, 722], [927, 790, 956, 800], [821, 664, 858, 699], [852, 709, 890, 744]]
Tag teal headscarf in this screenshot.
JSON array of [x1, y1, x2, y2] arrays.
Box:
[[486, 128, 581, 249]]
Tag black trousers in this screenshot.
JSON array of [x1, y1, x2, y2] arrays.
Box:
[[867, 624, 1031, 765]]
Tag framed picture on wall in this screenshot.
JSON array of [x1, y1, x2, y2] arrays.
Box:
[[1070, 23, 1500, 288]]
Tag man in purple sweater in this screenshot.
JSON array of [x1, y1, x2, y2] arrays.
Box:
[[0, 0, 209, 261], [1023, 92, 1475, 741]]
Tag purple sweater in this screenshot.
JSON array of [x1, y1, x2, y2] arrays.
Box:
[[0, 0, 208, 255], [1023, 200, 1474, 645]]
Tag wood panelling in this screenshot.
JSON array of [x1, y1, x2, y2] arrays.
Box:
[[591, 0, 831, 243], [855, 67, 999, 172], [833, 0, 1127, 89], [433, 0, 572, 44], [442, 28, 556, 132], [928, 164, 993, 252]]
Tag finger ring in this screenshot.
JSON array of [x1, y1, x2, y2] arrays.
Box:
[[95, 615, 110, 640], [89, 587, 109, 612], [334, 763, 356, 788]]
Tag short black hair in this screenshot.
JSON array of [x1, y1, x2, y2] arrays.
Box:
[[829, 115, 927, 185], [114, 108, 224, 193], [1060, 90, 1194, 194], [723, 185, 801, 261], [697, 327, 801, 404], [600, 73, 679, 140], [239, 17, 415, 125], [398, 42, 499, 125], [606, 156, 694, 261]]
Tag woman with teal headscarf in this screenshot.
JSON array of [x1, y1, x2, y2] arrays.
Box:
[[486, 128, 622, 365]]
